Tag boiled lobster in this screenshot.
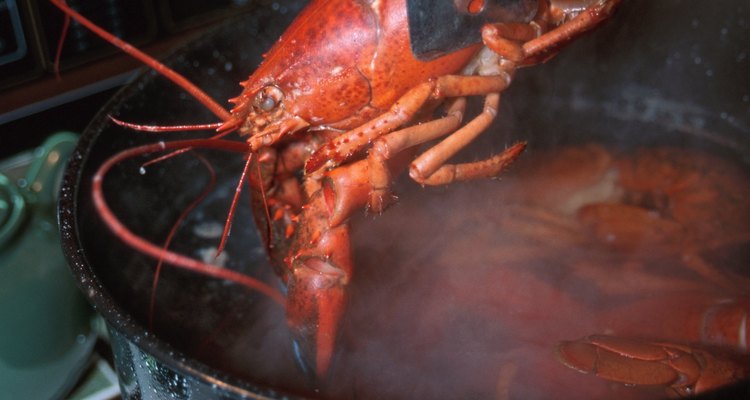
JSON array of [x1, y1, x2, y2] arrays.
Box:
[[503, 145, 750, 397], [52, 0, 622, 379]]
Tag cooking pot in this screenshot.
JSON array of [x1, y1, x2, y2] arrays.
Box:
[[59, 0, 749, 398]]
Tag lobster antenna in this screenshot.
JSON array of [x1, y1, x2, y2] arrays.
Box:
[[51, 0, 232, 122], [148, 152, 217, 330], [253, 159, 275, 257], [92, 139, 286, 306], [108, 116, 225, 133], [53, 12, 70, 80], [215, 153, 254, 257], [108, 116, 239, 168]]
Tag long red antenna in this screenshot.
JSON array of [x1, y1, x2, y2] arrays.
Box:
[[215, 154, 254, 257], [148, 152, 217, 329], [108, 117, 225, 133], [92, 139, 285, 306], [107, 116, 238, 167], [51, 0, 232, 122]]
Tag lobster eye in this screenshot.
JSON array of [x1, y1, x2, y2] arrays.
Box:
[[259, 96, 276, 111], [255, 85, 283, 112]]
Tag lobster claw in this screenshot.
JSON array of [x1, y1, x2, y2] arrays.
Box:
[[284, 190, 353, 378], [286, 256, 348, 377], [556, 335, 749, 397]]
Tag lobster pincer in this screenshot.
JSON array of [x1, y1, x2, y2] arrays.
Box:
[[284, 188, 353, 376]]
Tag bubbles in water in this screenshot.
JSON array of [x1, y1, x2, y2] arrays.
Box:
[[197, 246, 228, 267], [193, 221, 223, 239]]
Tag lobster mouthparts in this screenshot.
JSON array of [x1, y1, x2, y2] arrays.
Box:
[[223, 85, 311, 150]]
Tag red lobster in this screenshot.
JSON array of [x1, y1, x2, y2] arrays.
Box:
[[52, 0, 622, 377]]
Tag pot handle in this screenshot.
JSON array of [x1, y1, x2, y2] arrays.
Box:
[[21, 132, 79, 209]]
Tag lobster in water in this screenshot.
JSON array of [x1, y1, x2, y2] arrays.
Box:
[[394, 144, 750, 398], [52, 0, 622, 379]]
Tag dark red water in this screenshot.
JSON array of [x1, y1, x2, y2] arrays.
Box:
[[144, 144, 750, 399], [326, 144, 750, 399]]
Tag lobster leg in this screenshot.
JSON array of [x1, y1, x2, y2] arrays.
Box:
[[554, 296, 750, 396], [408, 93, 526, 186], [246, 147, 295, 274], [483, 0, 623, 65], [312, 99, 466, 225], [366, 98, 467, 212], [307, 71, 524, 218], [309, 1, 624, 215], [403, 0, 624, 185], [304, 73, 513, 174], [363, 89, 525, 191], [556, 335, 750, 397]]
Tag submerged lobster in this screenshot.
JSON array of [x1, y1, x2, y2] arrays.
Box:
[[53, 0, 622, 380], [464, 145, 750, 397]]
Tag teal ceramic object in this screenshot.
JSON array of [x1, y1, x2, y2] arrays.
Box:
[[0, 133, 96, 399]]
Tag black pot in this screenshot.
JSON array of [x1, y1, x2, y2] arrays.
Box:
[[60, 2, 310, 399], [60, 0, 750, 399]]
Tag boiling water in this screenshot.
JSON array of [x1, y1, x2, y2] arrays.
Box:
[[139, 143, 750, 399]]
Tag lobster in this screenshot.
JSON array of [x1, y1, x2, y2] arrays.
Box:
[[52, 0, 622, 379], [551, 146, 750, 397], [378, 143, 749, 398]]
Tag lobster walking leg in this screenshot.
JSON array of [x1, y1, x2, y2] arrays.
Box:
[[553, 295, 750, 395], [484, 0, 623, 64], [406, 0, 624, 185], [307, 73, 521, 216], [366, 98, 468, 212], [304, 74, 513, 173], [408, 93, 525, 185], [308, 0, 624, 218]]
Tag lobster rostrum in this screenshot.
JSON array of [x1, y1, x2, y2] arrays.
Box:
[[52, 0, 622, 378]]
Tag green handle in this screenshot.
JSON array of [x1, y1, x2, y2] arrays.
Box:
[[21, 132, 79, 207]]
